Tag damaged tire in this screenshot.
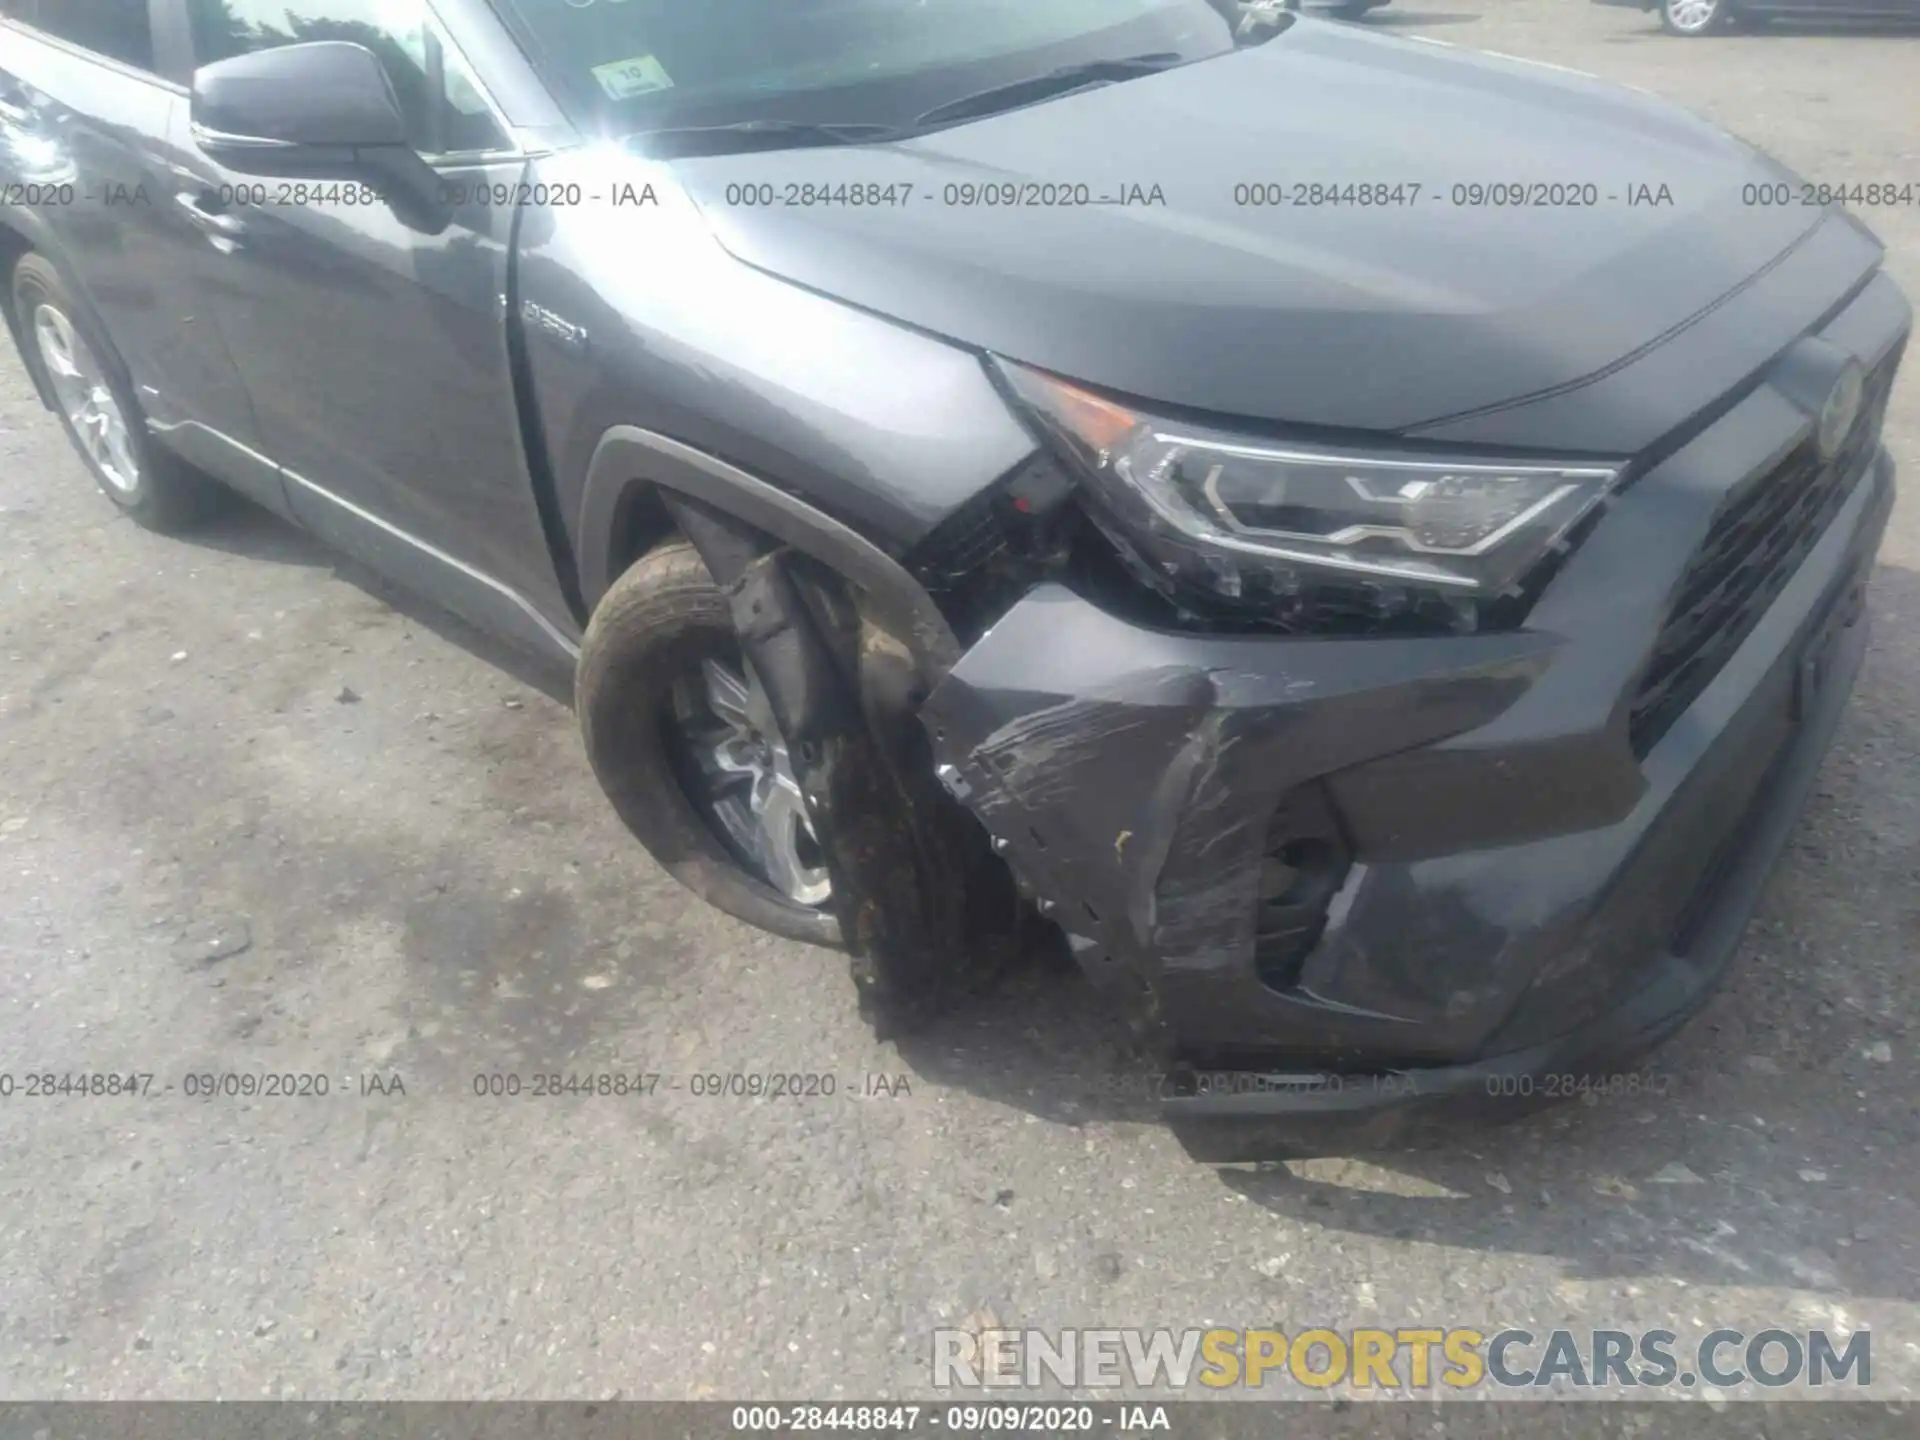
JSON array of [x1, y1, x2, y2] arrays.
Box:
[[578, 540, 843, 948]]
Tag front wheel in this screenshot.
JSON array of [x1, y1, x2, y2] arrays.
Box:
[[10, 252, 222, 530], [577, 540, 843, 948], [1661, 0, 1734, 34]]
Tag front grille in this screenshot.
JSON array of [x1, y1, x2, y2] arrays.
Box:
[[1628, 347, 1902, 756]]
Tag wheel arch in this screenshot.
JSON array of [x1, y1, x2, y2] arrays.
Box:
[[2, 227, 142, 415], [0, 219, 56, 410], [578, 425, 962, 680]]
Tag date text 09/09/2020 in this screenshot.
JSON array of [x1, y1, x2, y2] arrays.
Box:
[[727, 1406, 1138, 1434]]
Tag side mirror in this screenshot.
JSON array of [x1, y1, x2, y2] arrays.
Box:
[[192, 41, 408, 162], [190, 42, 449, 230]]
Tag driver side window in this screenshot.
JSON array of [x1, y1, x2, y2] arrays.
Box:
[[185, 0, 509, 155], [10, 0, 157, 71]]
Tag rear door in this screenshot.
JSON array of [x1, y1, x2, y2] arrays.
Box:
[[0, 0, 285, 513], [169, 0, 578, 652]]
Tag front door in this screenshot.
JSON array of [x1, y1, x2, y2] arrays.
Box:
[[166, 0, 577, 651], [0, 0, 283, 512]]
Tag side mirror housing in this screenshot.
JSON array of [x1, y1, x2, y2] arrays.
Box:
[[190, 42, 450, 231], [192, 41, 408, 166]]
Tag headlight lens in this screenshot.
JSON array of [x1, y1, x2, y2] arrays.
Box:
[[1000, 361, 1623, 606]]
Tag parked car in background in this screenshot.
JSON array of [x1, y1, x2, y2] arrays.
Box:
[[1, 0, 1908, 1158], [1654, 0, 1920, 36], [1244, 0, 1391, 22], [1298, 0, 1394, 18]]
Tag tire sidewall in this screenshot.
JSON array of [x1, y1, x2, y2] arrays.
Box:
[[578, 543, 843, 948], [10, 253, 158, 515]]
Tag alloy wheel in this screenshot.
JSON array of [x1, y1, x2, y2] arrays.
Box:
[[670, 654, 832, 907], [1664, 0, 1722, 31], [31, 302, 139, 495]]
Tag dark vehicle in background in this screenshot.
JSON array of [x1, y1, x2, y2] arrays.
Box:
[[1, 0, 1907, 1157], [1653, 0, 1920, 35], [1290, 0, 1394, 19]]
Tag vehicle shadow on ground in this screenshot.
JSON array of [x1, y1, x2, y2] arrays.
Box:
[[1359, 10, 1484, 26], [890, 930, 1177, 1130], [1603, 15, 1920, 38], [1214, 1022, 1919, 1302], [1732, 17, 1920, 35], [175, 490, 575, 706]]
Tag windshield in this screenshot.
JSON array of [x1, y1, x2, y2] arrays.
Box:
[[485, 0, 1238, 142]]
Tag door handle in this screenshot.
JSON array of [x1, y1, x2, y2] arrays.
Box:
[[175, 189, 242, 230], [175, 189, 246, 238]]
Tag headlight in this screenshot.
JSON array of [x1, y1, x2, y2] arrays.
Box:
[[999, 360, 1624, 611]]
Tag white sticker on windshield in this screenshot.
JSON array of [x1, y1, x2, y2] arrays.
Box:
[[592, 55, 675, 100]]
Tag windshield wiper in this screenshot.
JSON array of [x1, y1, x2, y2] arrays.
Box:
[[629, 118, 910, 158], [910, 53, 1186, 131], [627, 55, 1189, 156]]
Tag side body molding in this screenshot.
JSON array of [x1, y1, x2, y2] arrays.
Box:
[[578, 425, 961, 678]]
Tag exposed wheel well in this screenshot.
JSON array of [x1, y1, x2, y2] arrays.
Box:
[[577, 428, 959, 676], [604, 481, 683, 590]]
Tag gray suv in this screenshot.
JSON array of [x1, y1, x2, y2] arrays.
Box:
[[0, 0, 1907, 1156]]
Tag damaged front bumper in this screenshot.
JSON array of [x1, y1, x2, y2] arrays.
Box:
[[921, 321, 1904, 1160]]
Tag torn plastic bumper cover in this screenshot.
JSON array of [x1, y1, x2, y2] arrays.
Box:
[[918, 584, 1556, 1035], [918, 447, 1894, 1156]]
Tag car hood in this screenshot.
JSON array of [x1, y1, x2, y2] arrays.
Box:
[[669, 20, 1840, 442]]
